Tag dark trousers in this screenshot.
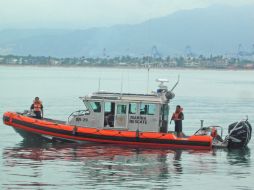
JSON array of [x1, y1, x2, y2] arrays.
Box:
[[174, 120, 182, 136], [34, 111, 42, 119]]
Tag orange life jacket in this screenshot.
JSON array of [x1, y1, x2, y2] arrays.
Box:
[[171, 108, 183, 121], [33, 101, 42, 112], [211, 127, 217, 138]]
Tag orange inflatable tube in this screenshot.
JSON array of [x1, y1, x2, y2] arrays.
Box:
[[3, 112, 212, 150]]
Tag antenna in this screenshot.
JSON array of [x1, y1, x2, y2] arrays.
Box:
[[120, 72, 124, 97], [98, 77, 101, 92], [170, 75, 180, 92], [127, 70, 130, 93], [146, 65, 150, 94]]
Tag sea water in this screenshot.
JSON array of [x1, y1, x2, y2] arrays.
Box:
[[0, 66, 253, 189]]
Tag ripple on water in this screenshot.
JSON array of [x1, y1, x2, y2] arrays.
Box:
[[1, 68, 254, 189]]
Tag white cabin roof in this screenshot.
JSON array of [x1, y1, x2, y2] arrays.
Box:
[[80, 91, 167, 104]]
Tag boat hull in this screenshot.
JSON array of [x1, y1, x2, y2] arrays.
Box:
[[3, 112, 212, 150]]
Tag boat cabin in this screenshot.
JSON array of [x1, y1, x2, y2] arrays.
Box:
[[68, 80, 175, 133]]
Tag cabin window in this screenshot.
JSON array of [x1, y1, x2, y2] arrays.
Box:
[[104, 102, 111, 112], [117, 104, 127, 114], [89, 102, 101, 112], [129, 103, 137, 114], [82, 101, 91, 115], [104, 102, 115, 113], [140, 103, 156, 115], [104, 102, 115, 127]]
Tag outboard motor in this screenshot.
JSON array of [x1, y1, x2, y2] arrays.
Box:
[[227, 120, 252, 149]]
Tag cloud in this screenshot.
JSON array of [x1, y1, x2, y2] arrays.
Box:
[[0, 0, 253, 29]]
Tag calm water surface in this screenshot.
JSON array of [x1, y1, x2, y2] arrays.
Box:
[[0, 66, 253, 189]]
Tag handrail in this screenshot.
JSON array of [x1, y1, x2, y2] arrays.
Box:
[[194, 125, 223, 137], [67, 109, 89, 123]]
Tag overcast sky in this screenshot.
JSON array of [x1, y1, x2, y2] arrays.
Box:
[[0, 0, 254, 29]]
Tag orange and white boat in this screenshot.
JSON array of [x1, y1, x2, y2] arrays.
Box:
[[2, 79, 252, 149]]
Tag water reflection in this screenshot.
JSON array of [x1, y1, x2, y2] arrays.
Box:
[[3, 140, 208, 170], [173, 150, 183, 174], [226, 148, 251, 166], [4, 140, 187, 163], [2, 140, 252, 189]]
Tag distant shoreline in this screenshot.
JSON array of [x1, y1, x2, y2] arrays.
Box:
[[1, 53, 254, 70], [1, 64, 254, 71]]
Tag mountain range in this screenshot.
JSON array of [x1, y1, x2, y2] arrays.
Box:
[[0, 5, 254, 57]]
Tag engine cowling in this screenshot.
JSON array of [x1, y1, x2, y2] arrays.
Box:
[[227, 120, 252, 149]]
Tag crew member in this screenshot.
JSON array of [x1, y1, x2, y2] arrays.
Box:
[[170, 105, 184, 137], [30, 97, 43, 119]]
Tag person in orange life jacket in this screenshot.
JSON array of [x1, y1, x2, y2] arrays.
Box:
[[170, 105, 184, 137], [30, 97, 43, 119]]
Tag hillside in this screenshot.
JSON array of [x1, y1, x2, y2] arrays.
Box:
[[0, 5, 254, 57]]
